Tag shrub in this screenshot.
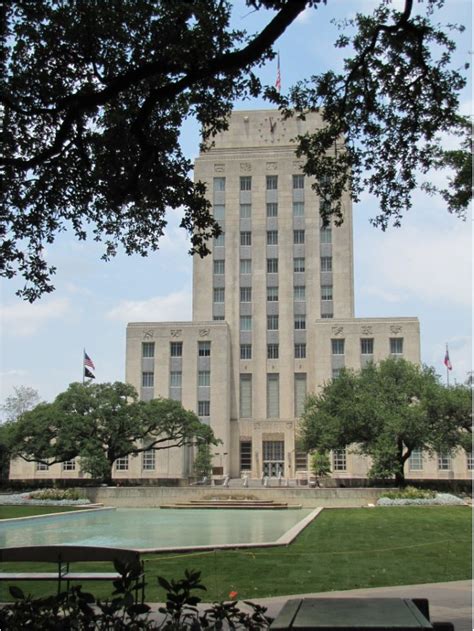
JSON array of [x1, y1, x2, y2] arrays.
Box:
[[29, 488, 85, 501], [381, 486, 436, 500]]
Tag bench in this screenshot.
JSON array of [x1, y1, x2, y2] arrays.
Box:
[[0, 545, 145, 601]]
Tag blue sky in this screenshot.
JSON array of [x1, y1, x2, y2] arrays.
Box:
[[0, 0, 471, 407]]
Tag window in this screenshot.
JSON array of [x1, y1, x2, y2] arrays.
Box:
[[293, 202, 304, 217], [263, 440, 284, 461], [361, 338, 374, 355], [294, 316, 306, 330], [321, 285, 333, 301], [213, 287, 225, 303], [322, 313, 333, 319], [36, 462, 49, 471], [142, 450, 156, 471], [240, 203, 251, 218], [213, 204, 225, 220], [294, 373, 307, 416], [198, 370, 210, 387], [213, 259, 225, 275], [321, 256, 332, 272], [295, 449, 308, 471], [294, 285, 305, 301], [240, 344, 252, 359], [390, 338, 404, 355], [142, 342, 155, 358], [240, 374, 252, 418], [267, 258, 278, 273], [267, 315, 279, 330], [213, 177, 225, 192], [267, 374, 280, 418], [332, 449, 347, 471], [142, 372, 154, 387], [115, 456, 129, 471], [267, 343, 279, 359], [467, 452, 473, 471], [170, 371, 182, 387], [240, 441, 252, 470], [62, 459, 76, 471], [295, 343, 306, 359], [266, 202, 278, 217], [240, 315, 252, 331], [240, 287, 252, 302], [320, 226, 332, 243], [294, 257, 305, 273], [331, 339, 345, 355], [240, 231, 252, 246], [240, 259, 252, 274], [293, 174, 304, 189], [213, 315, 225, 321], [409, 448, 423, 471], [267, 287, 278, 302], [438, 453, 452, 470], [240, 176, 252, 191], [294, 230, 305, 244], [332, 368, 341, 379], [198, 341, 211, 356], [214, 232, 225, 247], [198, 400, 210, 417], [267, 230, 278, 245], [266, 175, 278, 189]]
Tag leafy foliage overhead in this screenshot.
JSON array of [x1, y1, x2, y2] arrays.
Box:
[[299, 358, 472, 484], [1, 0, 470, 300]]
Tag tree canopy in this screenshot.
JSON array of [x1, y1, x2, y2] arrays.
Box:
[[8, 381, 216, 481], [299, 358, 472, 485], [1, 385, 41, 422], [1, 0, 470, 300]]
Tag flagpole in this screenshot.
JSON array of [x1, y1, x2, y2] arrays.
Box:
[[82, 348, 85, 384], [446, 343, 450, 387]]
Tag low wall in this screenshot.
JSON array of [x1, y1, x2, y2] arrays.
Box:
[[84, 486, 391, 508]]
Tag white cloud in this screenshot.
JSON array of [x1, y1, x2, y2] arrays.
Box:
[[0, 298, 71, 336], [106, 289, 192, 323]]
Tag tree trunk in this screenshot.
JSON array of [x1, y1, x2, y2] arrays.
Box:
[[396, 437, 406, 487]]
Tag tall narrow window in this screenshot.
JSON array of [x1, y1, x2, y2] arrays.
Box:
[[294, 373, 307, 416], [360, 338, 374, 355], [213, 177, 225, 192], [321, 285, 333, 301], [240, 203, 251, 218], [293, 174, 304, 189], [331, 339, 345, 355], [240, 344, 252, 359], [142, 450, 156, 471], [294, 286, 305, 301], [214, 232, 225, 247], [267, 287, 278, 302], [240, 231, 252, 246], [266, 202, 278, 217], [213, 204, 225, 219], [267, 258, 278, 273], [198, 401, 210, 417], [267, 315, 279, 330], [390, 338, 404, 355], [332, 449, 347, 471], [321, 257, 332, 272], [294, 316, 306, 330], [294, 230, 305, 244], [293, 202, 304, 216], [142, 342, 155, 358], [409, 449, 423, 471], [294, 258, 305, 273], [170, 371, 182, 387], [115, 456, 129, 471], [267, 230, 278, 245], [198, 341, 211, 356], [213, 260, 225, 275], [267, 343, 279, 359], [240, 287, 252, 302], [266, 175, 278, 190], [170, 342, 182, 357], [438, 453, 452, 470], [320, 226, 332, 243], [213, 287, 225, 303], [267, 374, 280, 417], [240, 259, 252, 274], [240, 374, 252, 418], [142, 372, 154, 387], [294, 343, 306, 359], [198, 370, 210, 387], [240, 176, 252, 191], [240, 316, 252, 331], [240, 441, 252, 470]]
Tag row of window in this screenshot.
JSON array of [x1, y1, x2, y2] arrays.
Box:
[[213, 256, 332, 276], [214, 175, 305, 192], [331, 338, 403, 356], [239, 373, 307, 418], [240, 343, 307, 360], [239, 315, 309, 331], [216, 230, 307, 248], [215, 202, 333, 232], [214, 285, 315, 303], [142, 341, 212, 360]]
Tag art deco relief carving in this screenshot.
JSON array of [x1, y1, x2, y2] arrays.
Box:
[[170, 329, 182, 337], [143, 330, 154, 339], [240, 162, 251, 172], [214, 163, 225, 172], [361, 325, 373, 335], [266, 162, 277, 170], [199, 328, 210, 337], [331, 326, 344, 336], [390, 325, 402, 334]]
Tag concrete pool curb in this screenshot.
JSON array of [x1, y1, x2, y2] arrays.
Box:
[[136, 507, 324, 554], [0, 505, 115, 524]]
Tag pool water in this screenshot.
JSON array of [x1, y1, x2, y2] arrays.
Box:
[[0, 508, 312, 550]]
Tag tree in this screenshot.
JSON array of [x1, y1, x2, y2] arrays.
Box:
[[299, 358, 472, 485], [1, 386, 41, 422], [309, 451, 331, 487], [8, 381, 217, 482], [1, 1, 470, 300], [193, 444, 213, 479]]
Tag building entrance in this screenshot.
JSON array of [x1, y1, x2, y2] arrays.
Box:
[[262, 440, 284, 477]]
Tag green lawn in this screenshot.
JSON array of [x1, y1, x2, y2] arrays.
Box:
[[0, 506, 470, 602], [0, 505, 89, 519]]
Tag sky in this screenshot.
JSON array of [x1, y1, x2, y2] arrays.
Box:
[[0, 0, 472, 409]]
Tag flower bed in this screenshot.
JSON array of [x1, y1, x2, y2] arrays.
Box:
[[377, 493, 465, 506], [0, 491, 90, 506]]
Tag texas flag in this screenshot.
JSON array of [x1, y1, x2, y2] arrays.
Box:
[[444, 348, 452, 371]]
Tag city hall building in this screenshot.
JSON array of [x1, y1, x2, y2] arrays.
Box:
[[10, 110, 471, 483]]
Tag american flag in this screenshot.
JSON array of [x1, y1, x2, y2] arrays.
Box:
[[275, 52, 281, 93], [444, 348, 452, 371], [84, 351, 95, 370]]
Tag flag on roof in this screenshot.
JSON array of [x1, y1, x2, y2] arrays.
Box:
[[84, 351, 95, 370], [275, 52, 281, 93], [444, 348, 452, 371], [84, 367, 95, 380]]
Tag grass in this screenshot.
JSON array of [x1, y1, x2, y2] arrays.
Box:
[[0, 505, 89, 520], [0, 506, 470, 602]]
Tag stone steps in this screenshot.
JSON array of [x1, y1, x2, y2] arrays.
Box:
[[160, 499, 302, 509]]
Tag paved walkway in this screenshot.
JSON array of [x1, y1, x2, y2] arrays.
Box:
[[148, 580, 471, 630]]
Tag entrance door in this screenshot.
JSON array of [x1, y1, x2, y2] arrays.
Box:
[[262, 440, 284, 477]]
